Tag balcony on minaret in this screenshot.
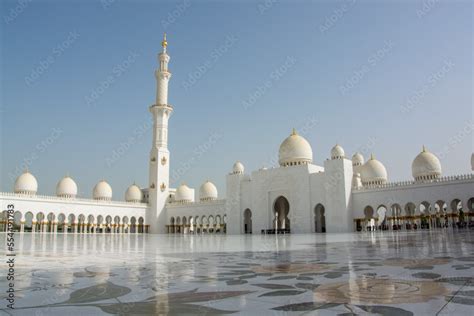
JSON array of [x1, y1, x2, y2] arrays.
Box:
[[150, 103, 173, 110]]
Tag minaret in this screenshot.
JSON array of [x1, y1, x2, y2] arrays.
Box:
[[147, 33, 173, 234]]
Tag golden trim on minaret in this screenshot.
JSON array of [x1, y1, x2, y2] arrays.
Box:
[[162, 33, 168, 48]]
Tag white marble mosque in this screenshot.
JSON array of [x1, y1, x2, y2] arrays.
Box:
[[1, 35, 473, 237], [1, 35, 474, 316]]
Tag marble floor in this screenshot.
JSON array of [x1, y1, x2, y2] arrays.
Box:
[[1, 230, 474, 315]]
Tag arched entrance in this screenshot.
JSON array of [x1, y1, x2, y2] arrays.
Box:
[[58, 213, 66, 233], [404, 202, 416, 229], [419, 201, 431, 229], [468, 197, 474, 225], [273, 196, 290, 231], [138, 217, 144, 233], [435, 200, 448, 228], [182, 217, 187, 234], [130, 217, 137, 233], [170, 217, 175, 234], [105, 215, 112, 233], [314, 204, 326, 233], [376, 205, 387, 230], [25, 212, 34, 232], [364, 206, 374, 231], [243, 209, 252, 234], [451, 199, 465, 227], [390, 204, 402, 230]]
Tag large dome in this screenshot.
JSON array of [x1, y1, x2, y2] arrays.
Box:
[[56, 176, 78, 198], [279, 129, 313, 167], [331, 144, 345, 160], [125, 183, 142, 203], [199, 180, 218, 201], [93, 180, 112, 201], [175, 183, 193, 203], [232, 161, 244, 174], [412, 146, 442, 181], [14, 170, 38, 195], [360, 154, 388, 186]]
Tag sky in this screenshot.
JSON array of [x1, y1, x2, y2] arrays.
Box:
[[1, 0, 472, 199]]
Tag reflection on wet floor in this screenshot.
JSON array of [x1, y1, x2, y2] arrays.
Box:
[[0, 230, 473, 315]]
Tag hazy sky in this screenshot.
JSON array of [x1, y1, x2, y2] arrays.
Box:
[[1, 0, 472, 199]]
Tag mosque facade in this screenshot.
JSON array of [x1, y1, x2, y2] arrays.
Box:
[[2, 36, 473, 235]]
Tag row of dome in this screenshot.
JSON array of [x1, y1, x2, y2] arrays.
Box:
[[13, 172, 221, 203], [275, 129, 474, 184], [11, 129, 474, 199], [173, 181, 218, 203], [351, 145, 445, 185], [13, 173, 144, 202]]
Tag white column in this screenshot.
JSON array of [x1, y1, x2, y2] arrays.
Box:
[[20, 214, 25, 233], [92, 220, 96, 234]]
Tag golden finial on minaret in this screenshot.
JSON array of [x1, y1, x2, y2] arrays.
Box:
[[161, 33, 168, 49]]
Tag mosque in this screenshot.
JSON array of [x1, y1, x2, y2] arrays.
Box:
[[1, 35, 473, 235]]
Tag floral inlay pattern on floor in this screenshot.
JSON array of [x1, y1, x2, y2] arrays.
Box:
[[1, 230, 473, 315]]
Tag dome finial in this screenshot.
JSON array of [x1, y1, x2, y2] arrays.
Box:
[[422, 145, 426, 152], [291, 128, 297, 136], [370, 153, 375, 160], [161, 33, 168, 50]]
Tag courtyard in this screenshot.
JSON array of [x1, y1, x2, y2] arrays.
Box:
[[1, 229, 473, 315]]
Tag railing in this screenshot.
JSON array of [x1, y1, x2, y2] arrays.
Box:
[[354, 173, 474, 191], [167, 199, 226, 207], [0, 191, 148, 207]]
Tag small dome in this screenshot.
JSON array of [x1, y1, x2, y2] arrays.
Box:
[[352, 152, 364, 166], [412, 146, 442, 181], [125, 183, 142, 203], [232, 161, 245, 174], [360, 154, 388, 186], [93, 180, 112, 201], [471, 153, 474, 171], [279, 129, 313, 167], [331, 144, 345, 160], [199, 180, 218, 201], [352, 152, 365, 173], [56, 176, 77, 198], [175, 183, 193, 203], [14, 170, 38, 195]]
